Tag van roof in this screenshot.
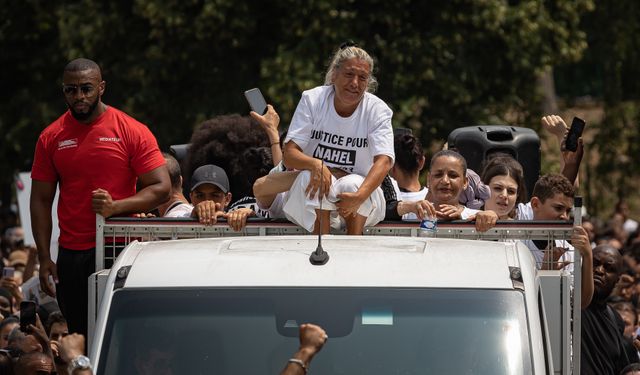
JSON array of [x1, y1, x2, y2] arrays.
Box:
[[116, 236, 531, 289]]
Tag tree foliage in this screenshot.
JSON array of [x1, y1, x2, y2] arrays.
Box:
[[555, 0, 640, 216], [0, 0, 594, 206]]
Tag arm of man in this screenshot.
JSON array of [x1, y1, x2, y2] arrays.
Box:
[[30, 179, 58, 297], [283, 141, 332, 199], [280, 323, 328, 375], [542, 115, 583, 187], [336, 155, 393, 216], [92, 165, 171, 217], [560, 137, 584, 187], [572, 226, 594, 309]]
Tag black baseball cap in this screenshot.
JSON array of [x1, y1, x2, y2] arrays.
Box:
[[190, 164, 230, 193]]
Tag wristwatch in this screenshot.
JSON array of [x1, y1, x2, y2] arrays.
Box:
[[69, 355, 92, 374]]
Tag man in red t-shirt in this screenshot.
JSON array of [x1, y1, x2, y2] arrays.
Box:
[[30, 58, 170, 337]]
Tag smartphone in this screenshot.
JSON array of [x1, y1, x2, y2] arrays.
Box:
[[244, 88, 267, 115], [20, 301, 37, 332], [2, 267, 14, 279], [565, 117, 585, 152]]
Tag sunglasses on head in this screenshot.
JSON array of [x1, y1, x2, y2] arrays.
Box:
[[340, 40, 358, 50], [62, 84, 96, 96]]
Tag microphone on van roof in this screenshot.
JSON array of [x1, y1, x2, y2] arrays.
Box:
[[310, 161, 329, 265]]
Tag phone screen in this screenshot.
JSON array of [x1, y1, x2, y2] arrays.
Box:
[[2, 267, 14, 279], [20, 301, 37, 332], [244, 88, 267, 115], [565, 117, 585, 152]]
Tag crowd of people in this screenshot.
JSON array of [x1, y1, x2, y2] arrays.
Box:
[[0, 43, 638, 374]]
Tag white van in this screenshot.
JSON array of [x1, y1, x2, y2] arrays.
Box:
[[88, 219, 580, 374]]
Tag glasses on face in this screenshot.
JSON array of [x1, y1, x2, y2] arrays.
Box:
[[62, 84, 97, 96]]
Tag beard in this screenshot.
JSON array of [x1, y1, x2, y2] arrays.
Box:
[[68, 96, 100, 121], [593, 283, 616, 303]]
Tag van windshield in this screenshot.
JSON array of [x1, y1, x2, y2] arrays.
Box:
[[98, 288, 531, 374]]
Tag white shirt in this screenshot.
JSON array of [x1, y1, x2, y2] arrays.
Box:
[[258, 193, 286, 219], [285, 85, 395, 176], [624, 218, 639, 234], [517, 202, 573, 270], [516, 202, 533, 220], [398, 187, 428, 203], [164, 202, 194, 218]]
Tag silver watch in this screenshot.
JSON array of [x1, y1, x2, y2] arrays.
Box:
[[69, 355, 92, 374]]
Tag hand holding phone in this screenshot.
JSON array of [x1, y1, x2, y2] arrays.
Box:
[[20, 301, 37, 332], [244, 88, 267, 115], [565, 117, 585, 152]]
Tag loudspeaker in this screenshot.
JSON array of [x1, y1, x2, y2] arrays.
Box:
[[169, 143, 191, 164], [447, 126, 540, 200]]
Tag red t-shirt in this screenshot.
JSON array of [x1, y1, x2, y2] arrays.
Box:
[[31, 106, 165, 250]]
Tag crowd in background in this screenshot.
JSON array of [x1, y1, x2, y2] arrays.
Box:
[[1, 116, 639, 372], [1, 45, 640, 374]]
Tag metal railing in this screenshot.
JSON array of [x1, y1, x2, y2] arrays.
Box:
[[96, 216, 577, 270], [95, 212, 582, 374]]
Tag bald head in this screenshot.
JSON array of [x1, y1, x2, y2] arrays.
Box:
[[64, 58, 101, 76], [593, 244, 622, 266], [592, 244, 623, 302]]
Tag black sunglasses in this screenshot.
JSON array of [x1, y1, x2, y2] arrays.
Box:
[[62, 84, 96, 96]]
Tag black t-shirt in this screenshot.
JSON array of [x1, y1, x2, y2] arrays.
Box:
[[581, 302, 636, 374]]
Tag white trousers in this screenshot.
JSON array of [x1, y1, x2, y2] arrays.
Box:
[[282, 170, 385, 232]]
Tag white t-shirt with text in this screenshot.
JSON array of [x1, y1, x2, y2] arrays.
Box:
[[285, 85, 395, 176]]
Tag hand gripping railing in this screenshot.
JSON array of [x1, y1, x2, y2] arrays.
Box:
[[96, 216, 577, 270], [96, 200, 583, 373]]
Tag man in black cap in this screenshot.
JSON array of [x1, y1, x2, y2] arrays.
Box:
[[189, 164, 254, 231]]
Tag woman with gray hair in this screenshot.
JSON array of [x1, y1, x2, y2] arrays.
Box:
[[282, 42, 394, 234]]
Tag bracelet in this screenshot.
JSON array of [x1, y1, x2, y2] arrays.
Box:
[[288, 358, 308, 374], [270, 141, 280, 146]]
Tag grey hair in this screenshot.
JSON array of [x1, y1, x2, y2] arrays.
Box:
[[324, 46, 378, 93]]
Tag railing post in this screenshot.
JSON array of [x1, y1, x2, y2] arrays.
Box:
[[95, 214, 105, 271], [572, 197, 582, 375]]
